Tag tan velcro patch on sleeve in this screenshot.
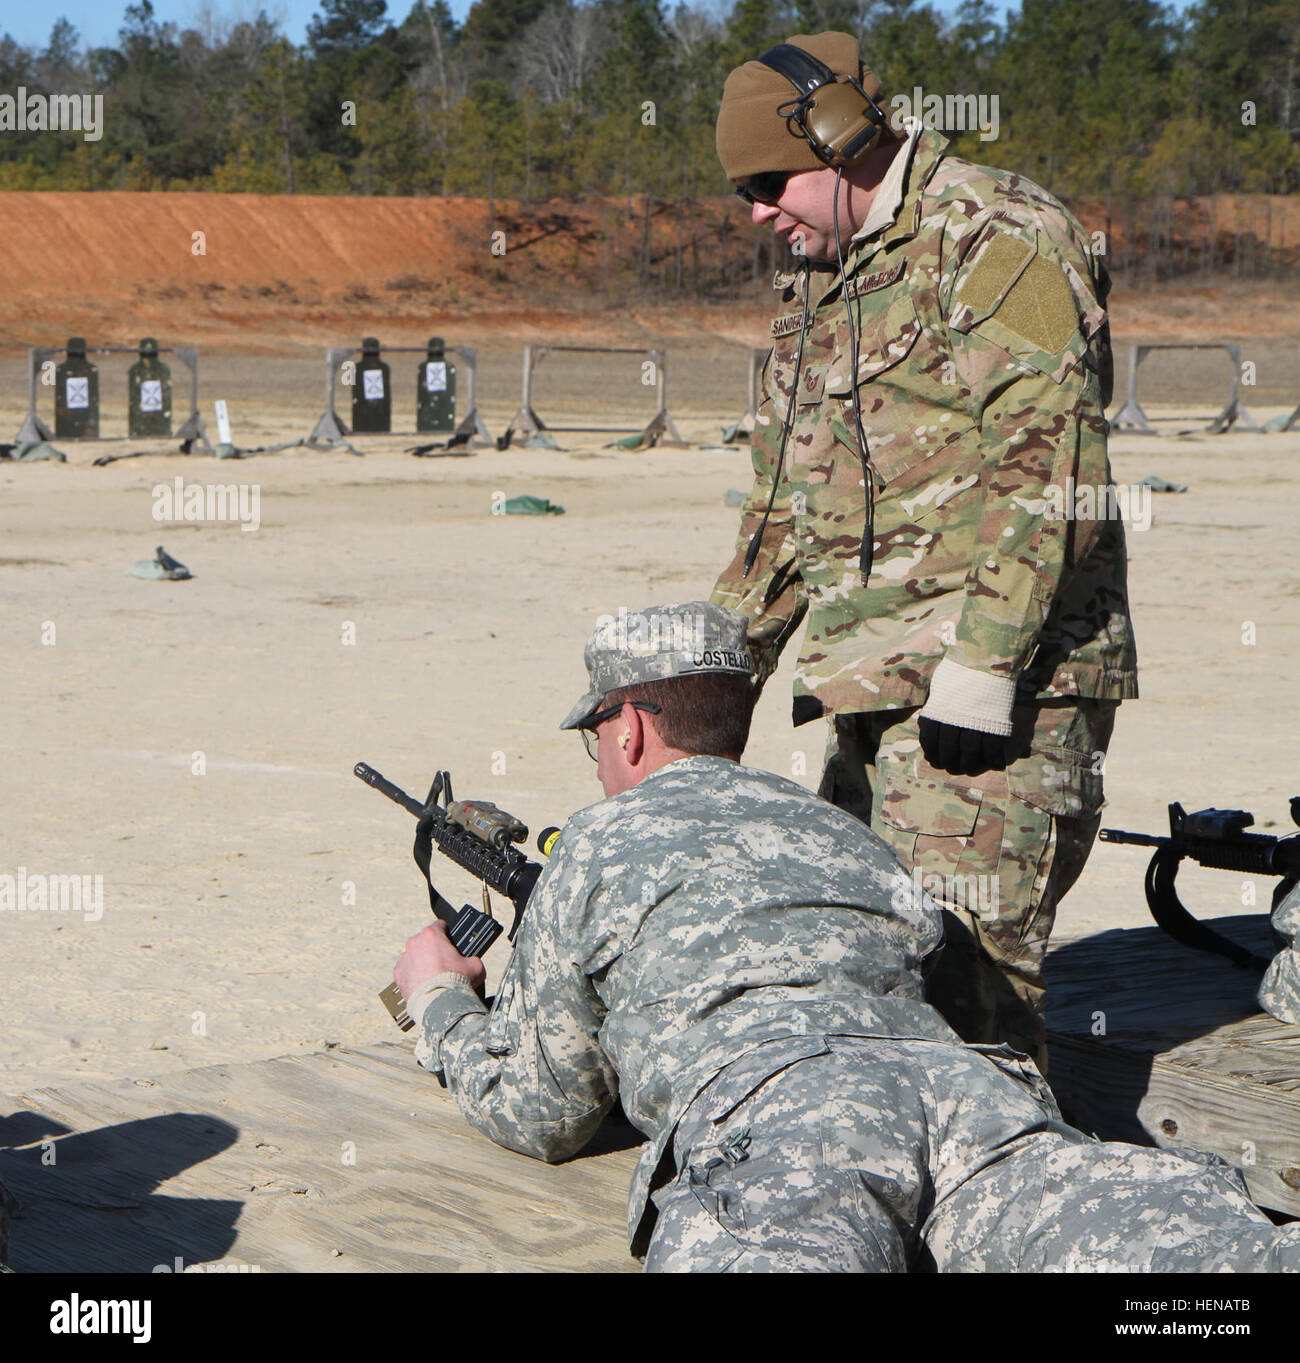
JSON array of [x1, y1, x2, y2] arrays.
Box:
[[956, 231, 1034, 316], [993, 253, 1080, 356]]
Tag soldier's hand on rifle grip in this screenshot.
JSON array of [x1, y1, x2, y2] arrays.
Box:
[[919, 717, 1011, 777], [395, 921, 486, 1000]]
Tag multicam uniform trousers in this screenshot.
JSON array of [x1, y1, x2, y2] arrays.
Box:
[[819, 699, 1117, 1070]]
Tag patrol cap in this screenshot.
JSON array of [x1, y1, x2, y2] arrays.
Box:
[[559, 601, 754, 731], [716, 31, 892, 181]]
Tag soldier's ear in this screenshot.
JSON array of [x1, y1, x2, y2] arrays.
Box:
[[621, 703, 648, 758]]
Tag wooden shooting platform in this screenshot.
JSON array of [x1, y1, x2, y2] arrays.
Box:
[[1046, 914, 1300, 1219], [4, 914, 1297, 1274], [0, 1042, 641, 1273]]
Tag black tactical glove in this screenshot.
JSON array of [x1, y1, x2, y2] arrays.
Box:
[[918, 717, 1012, 777]]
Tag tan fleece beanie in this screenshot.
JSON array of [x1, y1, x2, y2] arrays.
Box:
[[716, 31, 891, 180]]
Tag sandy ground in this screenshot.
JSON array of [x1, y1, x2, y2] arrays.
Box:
[[2, 333, 1299, 1095]]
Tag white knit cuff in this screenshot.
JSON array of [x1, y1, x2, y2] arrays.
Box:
[[920, 657, 1016, 737]]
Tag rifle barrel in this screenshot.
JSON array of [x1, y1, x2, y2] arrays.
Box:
[[354, 762, 426, 819], [1099, 829, 1166, 848]]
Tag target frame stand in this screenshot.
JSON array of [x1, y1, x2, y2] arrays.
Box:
[[723, 348, 769, 443], [497, 345, 685, 450], [307, 344, 493, 449], [16, 344, 210, 450], [1110, 343, 1262, 436]]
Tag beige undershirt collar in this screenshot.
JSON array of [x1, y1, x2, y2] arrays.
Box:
[[850, 121, 923, 243]]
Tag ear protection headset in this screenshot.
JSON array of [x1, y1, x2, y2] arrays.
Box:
[[755, 43, 889, 169]]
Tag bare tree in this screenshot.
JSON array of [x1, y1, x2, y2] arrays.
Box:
[[519, 1, 614, 113], [412, 0, 468, 191], [419, 0, 452, 109], [668, 0, 726, 58], [667, 0, 725, 102]]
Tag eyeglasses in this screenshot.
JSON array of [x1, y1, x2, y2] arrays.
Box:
[[734, 170, 792, 207], [579, 701, 663, 761]]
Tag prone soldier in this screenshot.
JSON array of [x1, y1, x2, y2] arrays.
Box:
[[393, 604, 1300, 1273]]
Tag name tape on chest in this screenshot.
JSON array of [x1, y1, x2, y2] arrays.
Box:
[[845, 262, 905, 301], [770, 263, 906, 337], [770, 313, 806, 339]]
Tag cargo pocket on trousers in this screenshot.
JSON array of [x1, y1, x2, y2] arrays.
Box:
[[1000, 745, 1106, 958], [1006, 745, 1105, 820], [876, 765, 985, 895]]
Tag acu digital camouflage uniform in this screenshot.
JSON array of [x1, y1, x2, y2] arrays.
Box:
[[1260, 879, 1300, 1023], [712, 120, 1138, 1063], [411, 757, 1300, 1272]]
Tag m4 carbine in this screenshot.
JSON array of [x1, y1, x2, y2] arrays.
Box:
[[354, 762, 558, 1030], [1100, 799, 1300, 970]]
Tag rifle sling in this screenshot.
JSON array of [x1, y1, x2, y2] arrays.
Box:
[[1145, 847, 1271, 972]]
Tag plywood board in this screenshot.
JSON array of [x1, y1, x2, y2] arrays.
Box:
[[1046, 916, 1300, 1217], [0, 1042, 642, 1273]]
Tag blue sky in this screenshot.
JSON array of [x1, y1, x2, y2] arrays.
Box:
[[2, 0, 1191, 54]]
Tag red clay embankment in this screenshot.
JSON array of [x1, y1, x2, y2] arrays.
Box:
[[1, 190, 1296, 355], [0, 191, 769, 353]]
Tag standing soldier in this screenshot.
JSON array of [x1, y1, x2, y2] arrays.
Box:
[[709, 32, 1138, 1067]]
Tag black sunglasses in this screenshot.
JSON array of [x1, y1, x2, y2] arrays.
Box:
[[580, 701, 663, 761], [734, 170, 792, 207]]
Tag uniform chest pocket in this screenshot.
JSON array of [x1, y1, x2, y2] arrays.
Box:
[[765, 350, 829, 450], [825, 289, 924, 394], [824, 291, 946, 485]]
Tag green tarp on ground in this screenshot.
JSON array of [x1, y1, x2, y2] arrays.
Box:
[[503, 495, 564, 515]]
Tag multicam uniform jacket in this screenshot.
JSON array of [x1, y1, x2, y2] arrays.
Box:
[[412, 755, 953, 1252], [711, 126, 1138, 725]]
